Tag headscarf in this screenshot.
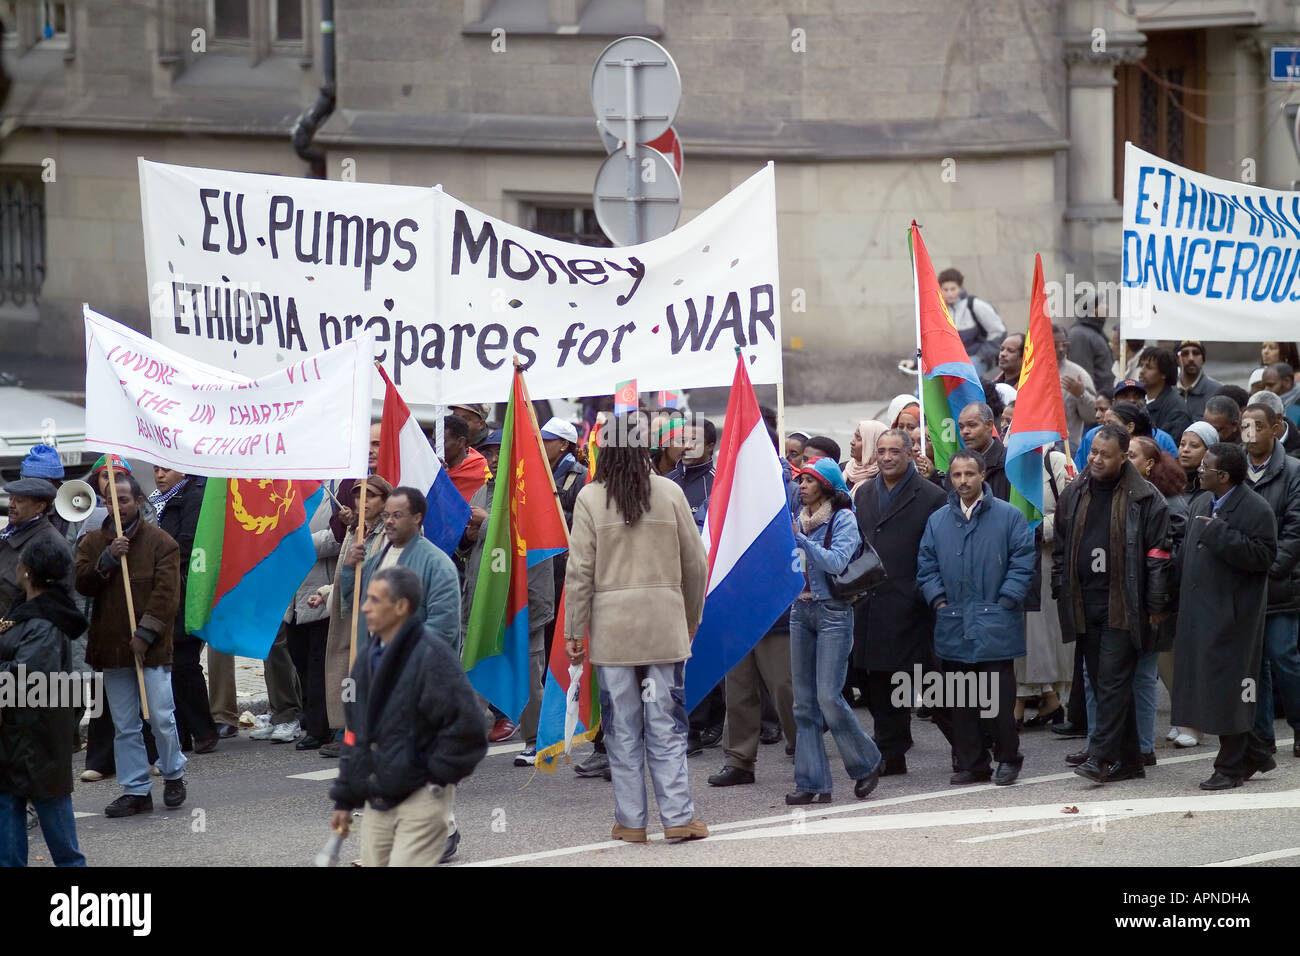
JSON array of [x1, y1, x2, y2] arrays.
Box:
[[885, 393, 920, 429], [1182, 420, 1220, 452], [844, 420, 888, 492]]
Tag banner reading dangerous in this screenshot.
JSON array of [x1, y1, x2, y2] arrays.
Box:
[[140, 160, 784, 404], [84, 305, 372, 479], [1121, 142, 1300, 340]]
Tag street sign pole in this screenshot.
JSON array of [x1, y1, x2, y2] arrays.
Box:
[[623, 58, 639, 245]]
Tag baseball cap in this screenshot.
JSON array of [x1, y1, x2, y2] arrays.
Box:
[[539, 417, 578, 445], [449, 403, 490, 422], [1113, 379, 1144, 397], [482, 429, 504, 448]]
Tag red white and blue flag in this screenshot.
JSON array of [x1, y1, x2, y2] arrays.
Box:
[[685, 354, 804, 710], [375, 366, 471, 555]]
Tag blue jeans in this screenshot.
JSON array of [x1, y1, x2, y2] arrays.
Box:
[[789, 599, 881, 794], [597, 662, 695, 830], [1255, 612, 1300, 745], [102, 665, 186, 795], [1133, 652, 1158, 754], [0, 792, 85, 866]]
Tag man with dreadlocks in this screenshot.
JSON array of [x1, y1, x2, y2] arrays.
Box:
[[564, 413, 710, 844]]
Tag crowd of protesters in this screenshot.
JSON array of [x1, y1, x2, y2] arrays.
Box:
[[2, 309, 1299, 865]]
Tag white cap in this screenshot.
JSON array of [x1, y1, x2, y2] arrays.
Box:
[[995, 383, 1018, 407], [539, 417, 578, 444]]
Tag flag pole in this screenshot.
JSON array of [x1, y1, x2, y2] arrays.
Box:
[[515, 356, 571, 549], [104, 458, 150, 720], [910, 222, 928, 459], [349, 366, 382, 668]]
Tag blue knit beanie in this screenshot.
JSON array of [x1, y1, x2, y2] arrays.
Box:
[[21, 443, 64, 479]]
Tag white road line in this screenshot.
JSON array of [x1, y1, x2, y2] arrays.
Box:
[[73, 812, 97, 819], [711, 790, 1300, 841], [462, 739, 1297, 866], [958, 818, 1099, 843], [1199, 846, 1300, 867], [288, 742, 528, 780]]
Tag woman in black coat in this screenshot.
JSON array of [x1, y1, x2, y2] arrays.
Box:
[[0, 537, 88, 866]]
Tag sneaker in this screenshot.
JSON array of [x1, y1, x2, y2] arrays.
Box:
[[514, 748, 536, 767], [488, 719, 517, 743], [574, 750, 609, 778], [163, 778, 187, 809], [269, 719, 302, 743], [249, 721, 276, 741], [1165, 727, 1180, 742], [104, 794, 153, 817], [1173, 733, 1199, 748], [80, 769, 108, 782]]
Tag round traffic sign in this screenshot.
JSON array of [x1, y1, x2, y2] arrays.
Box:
[[599, 124, 684, 177], [590, 36, 681, 145], [593, 144, 681, 246]]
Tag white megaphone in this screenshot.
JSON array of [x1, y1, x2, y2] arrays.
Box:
[[54, 479, 97, 523]]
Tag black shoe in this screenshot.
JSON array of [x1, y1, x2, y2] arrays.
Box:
[[759, 723, 782, 745], [1142, 751, 1157, 767], [1199, 771, 1242, 791], [163, 778, 187, 808], [949, 770, 992, 785], [217, 723, 238, 739], [854, 766, 880, 800], [193, 736, 218, 754], [1107, 763, 1146, 782], [1023, 707, 1064, 729], [785, 743, 795, 757], [574, 751, 610, 777], [914, 705, 933, 721], [1294, 741, 1299, 758], [880, 754, 907, 776], [105, 794, 153, 817], [707, 766, 755, 787], [1242, 755, 1277, 780], [440, 829, 460, 863], [685, 736, 703, 758], [320, 740, 342, 758], [785, 790, 831, 805], [602, 766, 612, 782], [295, 734, 328, 751], [1065, 749, 1090, 767], [698, 725, 724, 749], [1051, 721, 1087, 739], [994, 759, 1023, 786], [1074, 757, 1109, 783]]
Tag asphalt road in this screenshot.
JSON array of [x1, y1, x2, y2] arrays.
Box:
[[45, 708, 1300, 869]]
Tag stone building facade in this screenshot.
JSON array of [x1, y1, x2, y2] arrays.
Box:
[[1, 0, 1297, 398]]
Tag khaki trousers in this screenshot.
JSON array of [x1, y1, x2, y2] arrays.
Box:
[[361, 783, 456, 867], [206, 647, 238, 727], [723, 631, 796, 773]]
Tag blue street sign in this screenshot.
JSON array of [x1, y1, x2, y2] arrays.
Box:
[[1271, 46, 1300, 82]]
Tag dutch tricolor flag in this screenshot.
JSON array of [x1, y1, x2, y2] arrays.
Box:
[[375, 368, 471, 555], [685, 355, 805, 710]]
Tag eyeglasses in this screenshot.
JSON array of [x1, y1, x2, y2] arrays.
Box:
[[380, 510, 409, 521], [1197, 463, 1224, 475]]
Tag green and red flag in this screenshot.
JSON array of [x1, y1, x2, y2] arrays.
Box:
[[910, 222, 986, 472], [463, 367, 570, 721], [1005, 254, 1070, 527], [185, 478, 325, 659], [613, 378, 638, 416]]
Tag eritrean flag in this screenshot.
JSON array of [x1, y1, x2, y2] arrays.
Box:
[[185, 478, 325, 659], [910, 222, 986, 473], [462, 367, 569, 722], [1005, 254, 1070, 527], [535, 584, 601, 771]]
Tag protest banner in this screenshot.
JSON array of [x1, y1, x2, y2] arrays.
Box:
[[141, 160, 783, 404], [1121, 142, 1300, 341], [84, 304, 372, 479]]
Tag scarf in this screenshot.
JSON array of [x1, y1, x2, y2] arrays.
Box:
[[148, 477, 190, 522], [885, 394, 920, 430], [796, 499, 835, 599], [844, 420, 888, 493], [1069, 474, 1130, 634], [0, 515, 41, 541]]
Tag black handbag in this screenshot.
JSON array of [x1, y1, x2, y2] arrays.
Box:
[[822, 514, 887, 602]]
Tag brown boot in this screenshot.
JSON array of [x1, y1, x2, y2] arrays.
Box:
[[611, 822, 647, 843], [663, 818, 709, 841]]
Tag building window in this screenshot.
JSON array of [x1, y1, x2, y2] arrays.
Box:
[[38, 1, 66, 40], [526, 204, 612, 247], [465, 0, 660, 37], [207, 1, 303, 48], [0, 171, 46, 312], [273, 0, 302, 42], [211, 0, 250, 41]]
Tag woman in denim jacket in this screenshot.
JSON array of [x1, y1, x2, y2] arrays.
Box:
[[787, 456, 882, 805]]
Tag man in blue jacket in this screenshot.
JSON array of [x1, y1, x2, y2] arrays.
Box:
[[918, 449, 1036, 786]]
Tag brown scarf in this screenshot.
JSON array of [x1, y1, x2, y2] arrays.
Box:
[[1069, 476, 1130, 634], [797, 500, 834, 598]]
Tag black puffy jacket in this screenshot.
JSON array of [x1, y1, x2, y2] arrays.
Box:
[[1246, 443, 1300, 613], [330, 614, 487, 811], [1051, 462, 1172, 652], [0, 590, 87, 800]]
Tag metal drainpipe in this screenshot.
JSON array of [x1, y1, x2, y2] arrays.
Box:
[[291, 0, 336, 179]]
